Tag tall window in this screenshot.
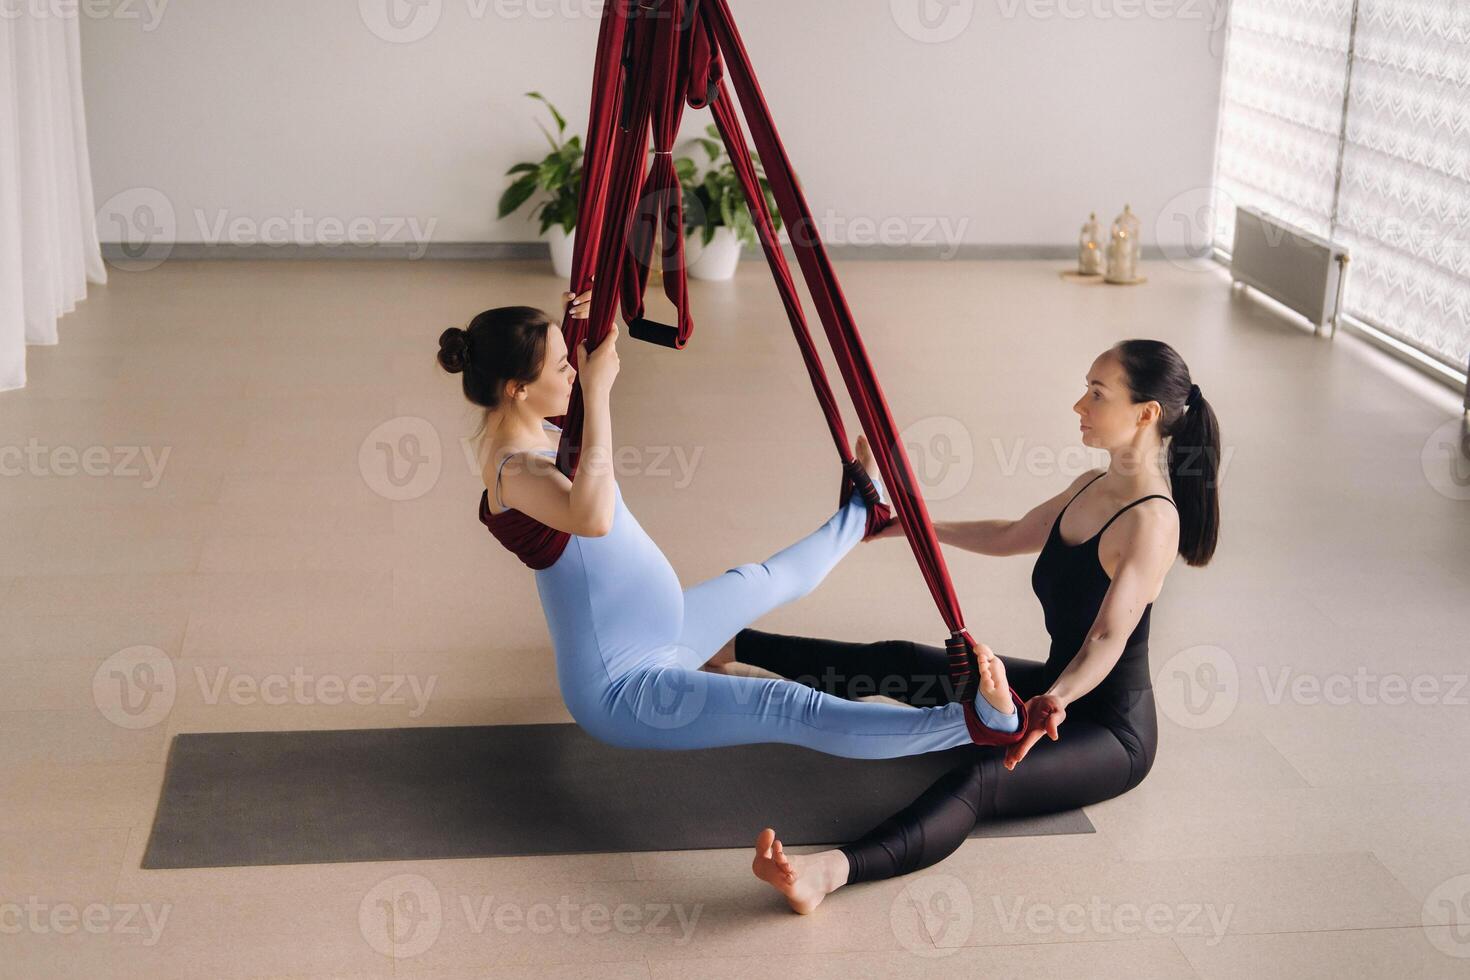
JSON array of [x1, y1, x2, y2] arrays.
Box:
[[1213, 0, 1469, 372]]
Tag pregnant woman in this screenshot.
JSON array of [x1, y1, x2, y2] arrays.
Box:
[[717, 340, 1221, 912], [437, 290, 1029, 757]]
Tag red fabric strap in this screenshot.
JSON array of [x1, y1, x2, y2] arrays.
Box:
[[488, 0, 1007, 697]]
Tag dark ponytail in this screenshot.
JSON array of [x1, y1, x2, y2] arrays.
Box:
[[1111, 339, 1220, 567], [437, 306, 553, 444]]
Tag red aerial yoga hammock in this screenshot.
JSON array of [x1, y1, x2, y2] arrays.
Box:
[[488, 0, 1028, 741]]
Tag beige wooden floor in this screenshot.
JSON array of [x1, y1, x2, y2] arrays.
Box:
[[2, 257, 1468, 978]]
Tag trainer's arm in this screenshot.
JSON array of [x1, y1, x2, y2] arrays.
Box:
[[935, 469, 1106, 556]]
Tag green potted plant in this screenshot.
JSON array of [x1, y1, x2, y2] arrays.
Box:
[[677, 124, 781, 281], [498, 92, 582, 277]]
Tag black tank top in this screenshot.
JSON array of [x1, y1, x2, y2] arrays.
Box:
[[1029, 472, 1175, 706]]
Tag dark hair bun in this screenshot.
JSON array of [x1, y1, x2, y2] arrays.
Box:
[[438, 327, 470, 374]]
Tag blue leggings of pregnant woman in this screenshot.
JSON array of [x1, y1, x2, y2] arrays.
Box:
[[524, 455, 1018, 757]]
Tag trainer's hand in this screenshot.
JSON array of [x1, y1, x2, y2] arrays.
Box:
[[1003, 694, 1065, 770], [562, 277, 595, 320], [865, 519, 905, 542]]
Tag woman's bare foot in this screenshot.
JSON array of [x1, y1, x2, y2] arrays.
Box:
[[854, 434, 888, 507], [751, 828, 850, 915], [974, 642, 1016, 721]]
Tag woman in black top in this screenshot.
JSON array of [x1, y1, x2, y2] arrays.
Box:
[[710, 340, 1222, 913]]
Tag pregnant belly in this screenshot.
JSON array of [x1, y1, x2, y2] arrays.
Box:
[[535, 496, 684, 680]]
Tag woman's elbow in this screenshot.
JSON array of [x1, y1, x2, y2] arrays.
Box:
[[574, 506, 614, 537]]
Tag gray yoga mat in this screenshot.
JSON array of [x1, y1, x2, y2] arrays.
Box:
[[142, 723, 1093, 870]]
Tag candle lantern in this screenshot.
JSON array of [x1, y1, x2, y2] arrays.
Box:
[[1078, 212, 1104, 276], [1105, 204, 1142, 284]]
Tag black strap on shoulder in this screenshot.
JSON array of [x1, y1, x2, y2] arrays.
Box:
[[1062, 471, 1106, 513], [1096, 494, 1175, 539]]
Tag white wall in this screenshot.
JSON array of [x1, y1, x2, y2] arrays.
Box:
[[78, 0, 1227, 250]]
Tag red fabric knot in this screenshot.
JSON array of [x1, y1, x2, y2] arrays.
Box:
[[963, 689, 1030, 747], [840, 459, 893, 540]]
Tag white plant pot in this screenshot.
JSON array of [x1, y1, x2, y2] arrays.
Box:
[[547, 225, 575, 279], [685, 226, 743, 281]]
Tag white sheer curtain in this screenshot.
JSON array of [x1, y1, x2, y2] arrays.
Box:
[[1210, 0, 1354, 251], [0, 10, 106, 393], [1335, 0, 1469, 372], [1213, 0, 1470, 372]]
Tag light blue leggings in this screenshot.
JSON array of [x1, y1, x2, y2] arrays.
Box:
[[533, 479, 1017, 758]]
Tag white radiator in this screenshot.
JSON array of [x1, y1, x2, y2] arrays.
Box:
[[1229, 206, 1351, 337]]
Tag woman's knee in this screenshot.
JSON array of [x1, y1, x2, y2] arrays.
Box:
[[730, 560, 811, 605]]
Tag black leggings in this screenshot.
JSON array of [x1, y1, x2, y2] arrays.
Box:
[[734, 628, 1158, 884]]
